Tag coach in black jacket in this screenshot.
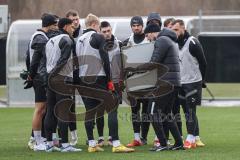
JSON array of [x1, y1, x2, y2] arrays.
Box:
[[143, 24, 183, 151]]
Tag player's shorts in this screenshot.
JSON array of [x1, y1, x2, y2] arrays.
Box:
[[179, 81, 202, 106], [33, 75, 47, 102]]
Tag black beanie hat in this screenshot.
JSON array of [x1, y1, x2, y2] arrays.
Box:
[[147, 12, 162, 26], [58, 18, 73, 29], [41, 13, 58, 27], [144, 23, 161, 34], [130, 16, 143, 26]]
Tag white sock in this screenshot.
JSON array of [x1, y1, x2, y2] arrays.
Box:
[[186, 134, 193, 142], [89, 140, 96, 147], [47, 141, 53, 147], [62, 143, 70, 148], [108, 136, 112, 140], [33, 130, 41, 145], [52, 133, 57, 140], [112, 140, 121, 147], [98, 136, 104, 140], [186, 134, 195, 143], [154, 135, 159, 141], [134, 133, 140, 141], [192, 136, 196, 143], [195, 136, 200, 140], [70, 130, 78, 140]]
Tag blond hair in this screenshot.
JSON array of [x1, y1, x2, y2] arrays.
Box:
[[85, 13, 100, 28]]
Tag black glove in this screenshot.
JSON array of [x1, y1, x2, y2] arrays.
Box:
[[20, 70, 30, 80], [24, 79, 33, 89], [202, 82, 207, 88]]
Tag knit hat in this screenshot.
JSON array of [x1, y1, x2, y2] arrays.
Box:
[[58, 18, 73, 29], [130, 16, 143, 26], [147, 12, 162, 26], [41, 13, 58, 27], [144, 23, 161, 34]]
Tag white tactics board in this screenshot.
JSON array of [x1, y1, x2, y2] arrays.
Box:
[[122, 43, 158, 91]]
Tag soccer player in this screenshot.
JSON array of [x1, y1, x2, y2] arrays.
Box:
[[65, 9, 82, 146], [26, 13, 58, 151], [75, 14, 134, 153], [92, 20, 134, 153], [66, 9, 82, 41], [123, 16, 151, 147], [171, 19, 206, 149], [75, 13, 107, 153], [44, 18, 81, 152]]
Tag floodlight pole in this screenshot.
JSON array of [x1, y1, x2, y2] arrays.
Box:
[[198, 9, 203, 33]]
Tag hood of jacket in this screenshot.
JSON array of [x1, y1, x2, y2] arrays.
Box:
[[158, 28, 177, 42]]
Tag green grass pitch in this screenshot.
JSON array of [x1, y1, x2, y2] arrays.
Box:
[[0, 107, 240, 160]]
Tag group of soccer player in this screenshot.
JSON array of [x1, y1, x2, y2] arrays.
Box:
[[24, 9, 207, 153]]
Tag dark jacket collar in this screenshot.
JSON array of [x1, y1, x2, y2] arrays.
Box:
[[177, 30, 190, 49], [59, 29, 74, 43], [133, 32, 145, 44], [59, 29, 69, 35], [73, 25, 81, 38], [37, 29, 47, 34]]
